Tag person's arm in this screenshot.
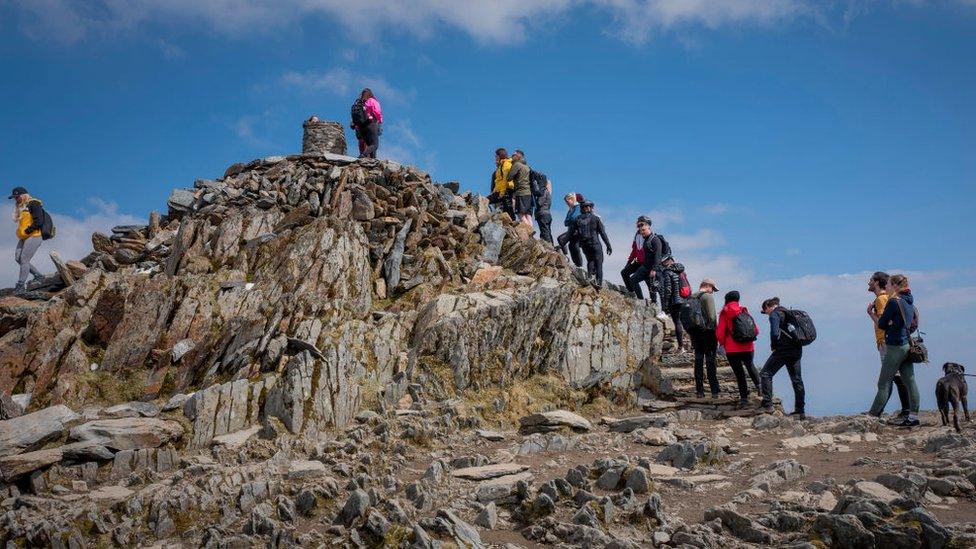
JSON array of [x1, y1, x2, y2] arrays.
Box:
[[649, 237, 662, 273], [716, 309, 727, 346], [876, 297, 897, 329], [769, 310, 782, 341], [26, 202, 44, 234], [597, 218, 611, 251]]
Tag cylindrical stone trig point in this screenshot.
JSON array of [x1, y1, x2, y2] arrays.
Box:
[[302, 116, 347, 156]]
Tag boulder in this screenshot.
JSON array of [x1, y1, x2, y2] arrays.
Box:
[[452, 463, 528, 481], [0, 405, 79, 458], [68, 418, 184, 450], [519, 410, 592, 434]]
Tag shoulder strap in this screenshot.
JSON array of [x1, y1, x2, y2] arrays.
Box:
[[894, 297, 912, 334]]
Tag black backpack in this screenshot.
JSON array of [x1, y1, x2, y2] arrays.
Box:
[[574, 213, 596, 242], [679, 297, 708, 332], [529, 170, 547, 199], [654, 234, 672, 259], [351, 100, 369, 127], [731, 308, 758, 343], [784, 309, 817, 346]]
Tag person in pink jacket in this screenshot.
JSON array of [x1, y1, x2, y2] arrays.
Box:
[[716, 291, 762, 408], [360, 88, 383, 159]]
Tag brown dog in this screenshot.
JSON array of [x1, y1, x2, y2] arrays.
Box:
[[936, 362, 969, 432]]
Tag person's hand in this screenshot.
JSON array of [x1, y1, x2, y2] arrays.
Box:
[[866, 301, 875, 315], [607, 246, 613, 255], [649, 270, 656, 278]]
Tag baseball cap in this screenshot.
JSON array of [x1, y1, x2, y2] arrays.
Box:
[[7, 187, 27, 199]]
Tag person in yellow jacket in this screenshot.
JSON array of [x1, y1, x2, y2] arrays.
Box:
[[9, 187, 52, 293], [488, 148, 515, 220]]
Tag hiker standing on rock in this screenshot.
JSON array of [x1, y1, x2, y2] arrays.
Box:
[[716, 291, 761, 408], [358, 88, 382, 159], [868, 274, 921, 427], [507, 150, 534, 228], [686, 278, 720, 397], [866, 272, 911, 422], [629, 220, 666, 304], [570, 200, 612, 288], [488, 148, 516, 220], [9, 186, 53, 293], [530, 169, 553, 244], [759, 297, 806, 419], [660, 256, 691, 353], [621, 216, 654, 298], [557, 193, 583, 267]]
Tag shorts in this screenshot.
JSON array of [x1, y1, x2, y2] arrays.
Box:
[[514, 195, 533, 215]]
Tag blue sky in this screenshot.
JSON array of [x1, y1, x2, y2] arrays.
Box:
[[1, 0, 974, 415]]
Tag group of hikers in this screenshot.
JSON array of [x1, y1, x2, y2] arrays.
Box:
[[487, 149, 927, 426]]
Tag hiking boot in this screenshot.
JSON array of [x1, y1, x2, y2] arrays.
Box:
[[695, 391, 705, 399], [736, 399, 751, 410], [710, 393, 720, 400], [31, 273, 44, 283], [895, 417, 920, 428], [759, 403, 775, 413], [13, 282, 26, 295], [789, 411, 806, 420]]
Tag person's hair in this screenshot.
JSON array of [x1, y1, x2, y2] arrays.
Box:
[[637, 215, 651, 226], [564, 193, 576, 202], [514, 149, 525, 160], [361, 88, 374, 100], [762, 297, 780, 310], [496, 148, 508, 159], [889, 274, 909, 292], [871, 271, 889, 289], [11, 192, 31, 221], [724, 291, 740, 304]]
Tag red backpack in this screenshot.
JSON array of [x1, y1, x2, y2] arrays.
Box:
[[678, 272, 691, 298]]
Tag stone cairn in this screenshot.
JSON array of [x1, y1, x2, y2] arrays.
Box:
[[302, 118, 347, 156]]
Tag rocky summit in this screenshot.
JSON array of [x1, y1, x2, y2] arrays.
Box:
[[0, 127, 974, 548]]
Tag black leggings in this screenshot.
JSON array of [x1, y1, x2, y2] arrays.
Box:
[[669, 307, 684, 348], [690, 329, 719, 395], [726, 351, 757, 400], [362, 121, 380, 158], [557, 232, 583, 267], [581, 241, 604, 284]]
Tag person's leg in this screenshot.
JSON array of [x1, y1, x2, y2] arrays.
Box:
[[726, 352, 749, 401], [743, 351, 761, 392], [592, 245, 604, 285], [705, 335, 720, 396], [868, 344, 909, 416], [17, 238, 42, 285], [692, 331, 705, 396], [760, 353, 785, 408], [670, 308, 684, 349], [621, 263, 639, 294], [569, 238, 583, 267], [362, 122, 379, 158], [628, 264, 649, 300], [784, 354, 805, 413], [582, 243, 596, 279], [557, 232, 570, 254], [897, 360, 920, 419], [892, 374, 910, 414], [536, 214, 553, 244]]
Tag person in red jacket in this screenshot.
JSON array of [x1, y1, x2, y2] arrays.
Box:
[[716, 291, 761, 408]]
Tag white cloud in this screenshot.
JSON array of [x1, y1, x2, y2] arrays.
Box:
[[0, 199, 141, 287], [13, 0, 969, 47]]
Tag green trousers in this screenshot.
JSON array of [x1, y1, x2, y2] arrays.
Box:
[[869, 343, 919, 416]]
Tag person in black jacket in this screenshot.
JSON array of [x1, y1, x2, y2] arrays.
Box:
[[571, 201, 612, 287], [628, 223, 664, 303], [659, 256, 689, 352], [530, 170, 553, 245], [759, 297, 805, 418]]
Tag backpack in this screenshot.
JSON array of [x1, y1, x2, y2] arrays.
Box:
[[678, 271, 691, 299], [654, 234, 672, 259], [529, 170, 547, 199], [679, 297, 708, 332], [784, 309, 817, 346], [574, 214, 596, 242], [351, 100, 369, 127], [731, 308, 758, 343]]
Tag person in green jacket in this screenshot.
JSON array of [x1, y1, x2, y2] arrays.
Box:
[[507, 150, 533, 228]]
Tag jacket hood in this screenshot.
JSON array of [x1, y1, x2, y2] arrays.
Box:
[[667, 262, 685, 273], [722, 301, 743, 314], [899, 290, 914, 305]]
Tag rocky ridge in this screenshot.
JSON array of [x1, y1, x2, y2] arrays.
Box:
[[0, 125, 973, 547]]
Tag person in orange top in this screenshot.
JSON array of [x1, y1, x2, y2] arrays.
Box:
[[866, 271, 910, 421], [9, 186, 52, 293], [716, 291, 761, 408]]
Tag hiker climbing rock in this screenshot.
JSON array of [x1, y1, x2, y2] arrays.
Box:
[[629, 220, 668, 304], [683, 278, 720, 397], [759, 297, 808, 419], [488, 148, 516, 220], [660, 256, 690, 353], [570, 200, 611, 288], [621, 216, 654, 298], [9, 186, 53, 293], [530, 168, 553, 244], [868, 274, 921, 427], [557, 193, 583, 267], [358, 88, 382, 158], [866, 271, 911, 422], [507, 149, 534, 228], [716, 290, 761, 408]]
